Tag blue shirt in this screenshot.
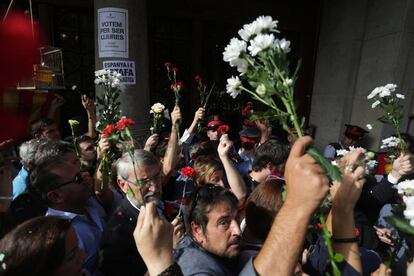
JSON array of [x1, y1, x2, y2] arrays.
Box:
[[12, 166, 29, 199], [46, 197, 106, 275], [175, 236, 257, 276]]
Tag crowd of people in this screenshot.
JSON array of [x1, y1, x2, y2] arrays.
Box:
[[1, 95, 414, 276]]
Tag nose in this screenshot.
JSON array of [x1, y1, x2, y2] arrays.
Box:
[[231, 219, 241, 236], [147, 182, 159, 192]]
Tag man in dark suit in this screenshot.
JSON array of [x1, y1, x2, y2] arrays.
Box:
[[99, 149, 165, 275]]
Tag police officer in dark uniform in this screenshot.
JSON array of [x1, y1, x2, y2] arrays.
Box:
[[323, 124, 369, 161]]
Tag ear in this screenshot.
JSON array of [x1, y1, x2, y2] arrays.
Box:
[[47, 190, 64, 204], [117, 177, 129, 194], [191, 221, 205, 245], [265, 162, 274, 171]]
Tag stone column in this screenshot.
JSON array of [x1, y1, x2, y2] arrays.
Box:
[[94, 0, 150, 144], [310, 0, 414, 151]]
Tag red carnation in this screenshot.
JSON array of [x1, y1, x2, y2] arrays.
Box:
[[355, 227, 360, 237], [180, 166, 196, 178], [117, 117, 135, 130], [170, 82, 185, 91], [195, 75, 202, 82], [242, 106, 251, 116], [172, 67, 178, 73], [102, 124, 117, 138], [217, 125, 230, 137], [164, 62, 171, 68], [315, 223, 323, 231]]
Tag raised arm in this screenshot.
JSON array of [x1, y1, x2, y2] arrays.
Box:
[[217, 134, 247, 202], [330, 150, 365, 274], [252, 136, 329, 275], [180, 107, 205, 145], [163, 106, 181, 178], [82, 95, 97, 139]]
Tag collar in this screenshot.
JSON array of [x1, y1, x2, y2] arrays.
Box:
[[46, 207, 81, 220], [126, 195, 141, 212]]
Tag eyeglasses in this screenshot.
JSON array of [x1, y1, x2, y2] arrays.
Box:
[[53, 172, 83, 190], [121, 169, 163, 188]]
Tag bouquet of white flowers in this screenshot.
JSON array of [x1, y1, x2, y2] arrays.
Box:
[[223, 15, 340, 182], [223, 15, 344, 275], [368, 83, 406, 152]]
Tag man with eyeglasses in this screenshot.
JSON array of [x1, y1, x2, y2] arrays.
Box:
[[31, 146, 106, 275], [100, 149, 184, 275]]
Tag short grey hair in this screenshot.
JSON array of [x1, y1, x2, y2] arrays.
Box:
[[19, 139, 45, 167], [116, 149, 159, 180]]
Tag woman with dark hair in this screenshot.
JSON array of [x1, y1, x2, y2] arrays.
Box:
[[0, 216, 86, 276], [238, 178, 284, 269]]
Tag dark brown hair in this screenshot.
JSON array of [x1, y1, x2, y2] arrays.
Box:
[[245, 179, 284, 242], [0, 216, 71, 276]]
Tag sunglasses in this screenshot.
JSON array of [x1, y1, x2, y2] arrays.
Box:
[[189, 184, 224, 219], [53, 172, 84, 190]]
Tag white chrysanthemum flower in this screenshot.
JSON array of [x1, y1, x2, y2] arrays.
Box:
[[367, 87, 381, 99], [381, 136, 401, 149], [256, 84, 267, 97], [371, 100, 380, 109], [396, 180, 414, 195], [403, 196, 414, 226], [331, 160, 338, 166], [223, 38, 247, 63], [396, 93, 405, 99], [248, 33, 275, 56], [379, 89, 391, 98], [238, 22, 260, 41], [336, 149, 349, 156], [385, 83, 397, 92], [226, 76, 242, 99], [232, 58, 249, 74], [253, 15, 279, 34], [349, 146, 365, 152], [94, 69, 107, 77], [283, 78, 293, 87], [366, 124, 373, 130], [151, 103, 165, 114], [71, 85, 77, 90], [274, 38, 291, 53], [366, 160, 378, 169]]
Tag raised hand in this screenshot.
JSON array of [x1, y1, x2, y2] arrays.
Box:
[[284, 136, 330, 214], [133, 202, 174, 276]]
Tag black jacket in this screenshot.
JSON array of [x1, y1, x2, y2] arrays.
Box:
[[99, 198, 147, 276]]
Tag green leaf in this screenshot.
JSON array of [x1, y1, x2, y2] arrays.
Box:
[[333, 253, 344, 263], [126, 186, 136, 198], [385, 216, 414, 235], [307, 147, 342, 182]]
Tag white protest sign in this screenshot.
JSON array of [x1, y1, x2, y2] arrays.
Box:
[[98, 7, 128, 58], [103, 60, 136, 84]]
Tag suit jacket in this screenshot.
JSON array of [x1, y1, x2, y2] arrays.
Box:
[[99, 198, 147, 276]]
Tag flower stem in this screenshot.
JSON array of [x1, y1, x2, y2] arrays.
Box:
[[177, 178, 188, 218]]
